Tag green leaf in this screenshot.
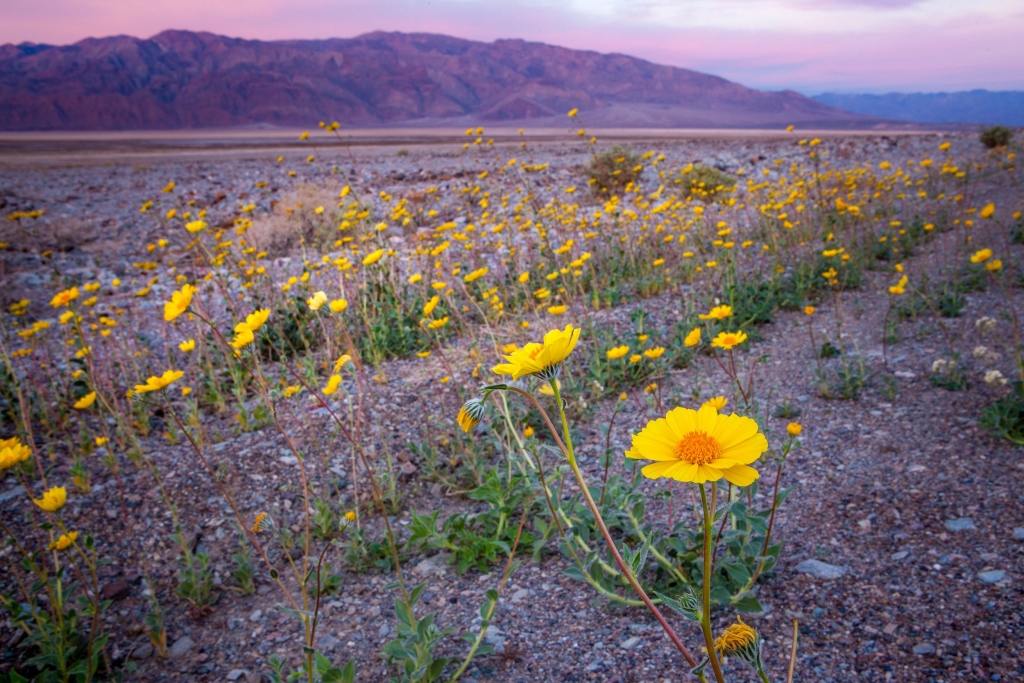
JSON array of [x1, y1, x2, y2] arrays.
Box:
[[269, 568, 279, 580], [713, 499, 737, 522], [341, 659, 356, 683]]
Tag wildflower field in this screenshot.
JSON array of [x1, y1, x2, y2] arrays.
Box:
[[1, 122, 1022, 683]]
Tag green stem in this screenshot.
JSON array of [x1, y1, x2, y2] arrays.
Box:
[[699, 484, 727, 683]]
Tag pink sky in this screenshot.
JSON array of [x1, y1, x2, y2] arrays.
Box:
[[3, 0, 1022, 93]]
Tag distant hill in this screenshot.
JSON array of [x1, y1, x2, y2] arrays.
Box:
[[813, 90, 1024, 126], [0, 30, 882, 131]]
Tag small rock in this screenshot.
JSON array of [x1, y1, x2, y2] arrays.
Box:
[[891, 551, 909, 561], [795, 559, 847, 580], [620, 636, 642, 650], [131, 642, 154, 660], [0, 485, 25, 504], [944, 518, 976, 532], [1013, 528, 1024, 540], [510, 588, 530, 603], [100, 580, 131, 601], [978, 570, 1006, 584], [907, 464, 926, 473], [249, 609, 262, 622], [378, 623, 390, 638], [318, 635, 339, 651], [883, 623, 898, 635], [913, 642, 936, 655], [168, 635, 194, 659], [369, 605, 381, 617], [227, 670, 249, 682], [279, 455, 299, 465]]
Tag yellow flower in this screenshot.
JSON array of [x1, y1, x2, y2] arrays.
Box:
[[251, 512, 273, 533], [684, 327, 701, 347], [344, 510, 357, 522], [643, 347, 666, 360], [48, 530, 78, 551], [244, 308, 270, 332], [701, 396, 727, 411], [163, 181, 176, 192], [698, 304, 733, 320], [457, 400, 484, 432], [185, 220, 207, 233], [606, 345, 630, 360], [970, 248, 992, 263], [50, 287, 80, 308], [980, 203, 995, 219], [283, 385, 302, 398], [0, 439, 31, 471], [181, 387, 192, 396], [134, 369, 184, 394], [34, 486, 67, 512], [629, 354, 642, 364], [518, 271, 530, 283], [626, 405, 766, 486], [230, 322, 255, 349], [307, 291, 328, 311], [73, 392, 96, 410], [711, 330, 748, 350], [523, 426, 535, 437], [427, 316, 449, 330], [362, 249, 384, 265], [179, 339, 195, 352], [567, 108, 579, 117], [332, 354, 352, 372], [986, 259, 1003, 272], [323, 374, 342, 396], [492, 325, 581, 380], [715, 616, 759, 654], [164, 284, 195, 321], [408, 273, 422, 284], [547, 304, 567, 316], [416, 351, 431, 358], [463, 267, 488, 283], [329, 298, 348, 313], [787, 422, 803, 436], [95, 437, 109, 447], [423, 295, 440, 316], [803, 306, 815, 316]]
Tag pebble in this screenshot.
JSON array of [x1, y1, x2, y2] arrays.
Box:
[[620, 636, 642, 650], [318, 635, 339, 650], [168, 635, 194, 659], [130, 642, 154, 660], [977, 570, 1006, 584], [890, 551, 909, 560], [944, 518, 976, 532], [510, 588, 531, 603], [249, 609, 262, 622], [795, 559, 847, 579], [1013, 528, 1024, 540], [912, 642, 936, 655], [227, 669, 249, 681]]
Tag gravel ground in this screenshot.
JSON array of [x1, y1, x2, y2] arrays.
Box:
[[1, 132, 1022, 683]]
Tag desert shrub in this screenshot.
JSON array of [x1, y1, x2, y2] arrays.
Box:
[[680, 164, 736, 202], [980, 125, 1013, 149], [979, 381, 1024, 444], [585, 145, 642, 196]]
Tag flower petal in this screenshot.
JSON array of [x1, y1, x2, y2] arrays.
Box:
[[711, 413, 760, 450], [641, 460, 680, 479], [664, 406, 698, 440], [721, 433, 769, 465], [720, 464, 760, 487]]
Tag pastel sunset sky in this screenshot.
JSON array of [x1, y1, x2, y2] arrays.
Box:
[[4, 0, 1022, 94]]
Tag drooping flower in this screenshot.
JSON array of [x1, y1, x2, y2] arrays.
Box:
[[626, 405, 767, 486], [244, 309, 270, 333], [229, 323, 255, 349], [73, 392, 96, 410], [711, 330, 748, 350], [492, 325, 581, 380], [133, 370, 184, 394], [423, 295, 440, 316], [714, 616, 765, 672], [457, 399, 485, 432], [164, 284, 195, 322], [362, 249, 384, 265], [251, 512, 274, 533], [322, 374, 342, 396], [606, 345, 630, 360], [980, 203, 995, 219], [34, 486, 67, 512], [427, 316, 449, 330], [179, 339, 196, 352], [684, 327, 701, 347]]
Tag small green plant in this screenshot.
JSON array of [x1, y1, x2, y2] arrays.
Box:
[[231, 529, 256, 596], [980, 125, 1013, 149], [176, 546, 217, 613], [929, 357, 967, 391], [266, 651, 355, 683], [312, 497, 338, 540], [381, 584, 453, 683], [680, 164, 737, 202], [979, 381, 1024, 443], [585, 145, 642, 196]]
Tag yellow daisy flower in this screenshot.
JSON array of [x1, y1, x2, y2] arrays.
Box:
[[492, 325, 581, 380]]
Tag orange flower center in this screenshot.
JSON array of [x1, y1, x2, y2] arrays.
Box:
[[674, 431, 722, 464]]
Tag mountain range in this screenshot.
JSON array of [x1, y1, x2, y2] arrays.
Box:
[[813, 90, 1024, 127], [0, 30, 883, 131]]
